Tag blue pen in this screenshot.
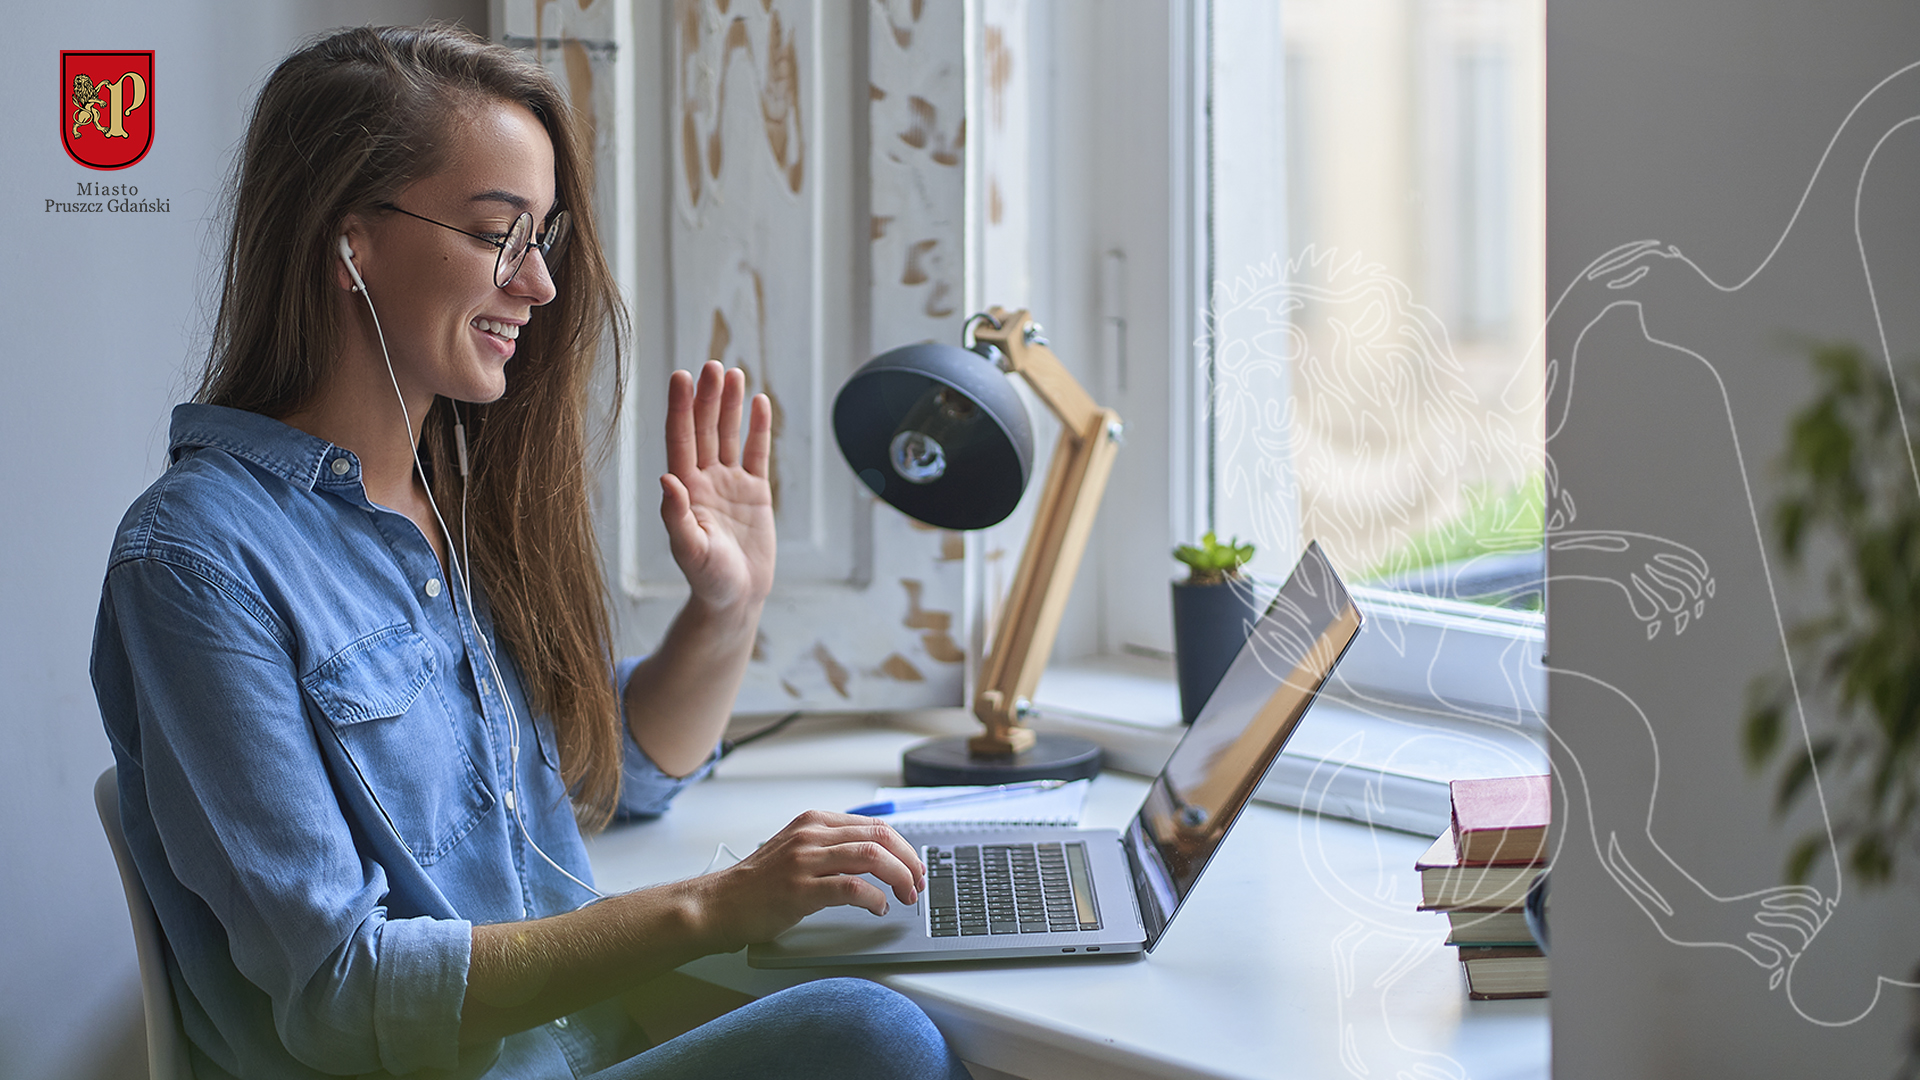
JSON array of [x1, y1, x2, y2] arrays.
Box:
[[847, 778, 1070, 817]]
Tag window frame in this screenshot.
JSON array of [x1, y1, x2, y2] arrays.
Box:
[[1026, 0, 1547, 835]]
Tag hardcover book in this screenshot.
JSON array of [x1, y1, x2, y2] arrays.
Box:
[[1458, 945, 1548, 1000], [1415, 829, 1541, 911], [1443, 907, 1536, 947], [1449, 774, 1550, 865]]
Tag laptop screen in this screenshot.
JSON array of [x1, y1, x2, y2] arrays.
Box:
[[1123, 541, 1363, 949]]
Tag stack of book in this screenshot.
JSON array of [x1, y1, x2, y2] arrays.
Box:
[[1415, 774, 1549, 1000]]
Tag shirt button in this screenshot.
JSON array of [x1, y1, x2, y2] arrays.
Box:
[[553, 1016, 570, 1030], [330, 458, 350, 476], [425, 578, 442, 598]]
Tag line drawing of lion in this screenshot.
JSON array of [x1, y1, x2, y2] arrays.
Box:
[[1198, 59, 1920, 1078]]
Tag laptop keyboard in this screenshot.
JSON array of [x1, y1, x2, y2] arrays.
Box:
[[924, 841, 1104, 937]]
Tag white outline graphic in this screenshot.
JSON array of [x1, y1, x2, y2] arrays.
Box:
[[1198, 59, 1920, 1075], [1527, 58, 1920, 1030]]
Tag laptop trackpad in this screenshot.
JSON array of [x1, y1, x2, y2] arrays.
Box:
[[755, 892, 920, 962]]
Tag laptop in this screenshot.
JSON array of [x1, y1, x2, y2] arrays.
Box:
[[749, 540, 1363, 968]]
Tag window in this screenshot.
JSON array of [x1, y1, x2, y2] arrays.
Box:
[[1258, 0, 1546, 606], [1027, 0, 1549, 835]]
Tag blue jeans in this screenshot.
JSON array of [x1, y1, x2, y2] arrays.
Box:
[[587, 978, 971, 1080]]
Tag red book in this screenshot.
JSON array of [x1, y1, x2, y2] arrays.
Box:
[[1450, 774, 1550, 865]]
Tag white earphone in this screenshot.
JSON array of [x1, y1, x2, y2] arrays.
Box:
[[338, 234, 367, 293], [334, 232, 602, 903]]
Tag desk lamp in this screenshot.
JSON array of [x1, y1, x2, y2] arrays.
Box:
[[834, 308, 1123, 786]]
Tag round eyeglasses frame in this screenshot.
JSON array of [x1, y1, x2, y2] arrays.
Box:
[[378, 202, 571, 288]]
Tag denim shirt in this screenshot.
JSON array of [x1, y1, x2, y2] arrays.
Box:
[[91, 404, 715, 1079]]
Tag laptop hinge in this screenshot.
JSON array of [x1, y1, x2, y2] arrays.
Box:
[[1120, 826, 1171, 950]]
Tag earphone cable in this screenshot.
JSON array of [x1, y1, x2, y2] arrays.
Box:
[[452, 405, 603, 898], [354, 280, 604, 902]]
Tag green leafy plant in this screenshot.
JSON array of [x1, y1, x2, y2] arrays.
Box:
[[1362, 474, 1548, 611], [1365, 475, 1547, 578], [1745, 340, 1920, 885], [1174, 532, 1255, 586]]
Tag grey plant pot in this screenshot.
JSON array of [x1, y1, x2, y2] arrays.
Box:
[[1171, 577, 1257, 725]]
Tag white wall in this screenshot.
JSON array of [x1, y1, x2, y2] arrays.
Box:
[[1548, 2, 1920, 1075], [0, 4, 481, 1077]]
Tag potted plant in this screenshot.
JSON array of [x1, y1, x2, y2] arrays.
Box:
[[1171, 532, 1257, 724], [1745, 341, 1920, 885], [1745, 341, 1920, 1067]]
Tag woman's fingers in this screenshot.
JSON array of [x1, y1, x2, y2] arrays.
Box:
[[670, 362, 763, 476], [794, 836, 923, 907], [788, 863, 897, 917], [658, 473, 702, 560], [788, 811, 925, 873], [743, 393, 773, 480], [766, 813, 926, 905], [699, 812, 934, 948], [692, 360, 724, 468], [663, 368, 697, 478], [815, 816, 925, 905], [849, 815, 927, 895], [716, 367, 746, 468]]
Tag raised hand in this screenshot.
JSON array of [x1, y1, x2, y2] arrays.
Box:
[[690, 811, 927, 951], [661, 360, 776, 610]]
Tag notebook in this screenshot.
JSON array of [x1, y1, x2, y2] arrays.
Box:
[[865, 780, 1090, 826], [749, 540, 1363, 967]]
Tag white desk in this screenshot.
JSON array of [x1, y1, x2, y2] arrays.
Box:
[[584, 717, 1549, 1080]]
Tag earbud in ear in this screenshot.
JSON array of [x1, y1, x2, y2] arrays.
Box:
[[338, 235, 367, 294]]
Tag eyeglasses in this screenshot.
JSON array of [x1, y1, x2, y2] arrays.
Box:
[[379, 202, 571, 288]]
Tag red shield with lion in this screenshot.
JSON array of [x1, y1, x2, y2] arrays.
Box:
[[62, 51, 153, 171]]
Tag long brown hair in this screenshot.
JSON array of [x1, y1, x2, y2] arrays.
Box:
[[198, 24, 630, 827]]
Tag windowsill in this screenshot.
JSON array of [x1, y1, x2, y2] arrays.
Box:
[[1029, 654, 1548, 838]]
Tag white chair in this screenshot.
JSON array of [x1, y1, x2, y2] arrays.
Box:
[[95, 766, 194, 1080]]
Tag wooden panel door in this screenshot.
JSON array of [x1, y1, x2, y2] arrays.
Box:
[[499, 0, 980, 713]]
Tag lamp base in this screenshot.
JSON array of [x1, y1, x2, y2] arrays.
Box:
[[900, 733, 1103, 787]]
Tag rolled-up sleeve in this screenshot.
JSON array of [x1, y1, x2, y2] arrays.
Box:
[[611, 655, 720, 820], [372, 915, 471, 1068], [96, 553, 483, 1076]]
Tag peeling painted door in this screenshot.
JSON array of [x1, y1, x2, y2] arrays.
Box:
[[499, 0, 980, 713]]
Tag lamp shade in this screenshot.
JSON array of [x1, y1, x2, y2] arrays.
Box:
[[833, 342, 1034, 530]]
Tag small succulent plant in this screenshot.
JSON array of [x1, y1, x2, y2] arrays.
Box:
[[1173, 532, 1255, 586]]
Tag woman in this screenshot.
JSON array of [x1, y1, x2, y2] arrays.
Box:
[[90, 24, 961, 1080]]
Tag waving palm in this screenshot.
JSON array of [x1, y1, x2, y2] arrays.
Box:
[[660, 360, 776, 609]]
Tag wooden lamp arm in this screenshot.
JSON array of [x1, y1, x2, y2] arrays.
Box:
[[967, 308, 1124, 754]]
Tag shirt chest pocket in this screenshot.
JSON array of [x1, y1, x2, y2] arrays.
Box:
[[303, 625, 494, 866]]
